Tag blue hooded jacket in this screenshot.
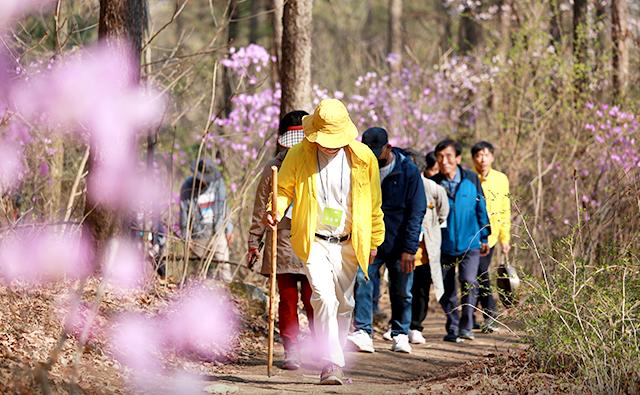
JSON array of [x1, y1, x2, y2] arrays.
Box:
[[431, 166, 491, 256], [377, 148, 427, 261]]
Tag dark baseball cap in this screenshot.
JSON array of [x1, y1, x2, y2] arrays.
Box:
[[361, 127, 389, 157]]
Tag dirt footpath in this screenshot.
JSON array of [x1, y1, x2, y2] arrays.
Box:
[[205, 312, 521, 394]]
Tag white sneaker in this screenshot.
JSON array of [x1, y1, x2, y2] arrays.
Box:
[[382, 329, 393, 341], [346, 330, 375, 353], [408, 329, 426, 344], [391, 334, 412, 353]]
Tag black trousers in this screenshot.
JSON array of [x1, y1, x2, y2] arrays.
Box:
[[410, 264, 442, 331], [475, 247, 498, 322]]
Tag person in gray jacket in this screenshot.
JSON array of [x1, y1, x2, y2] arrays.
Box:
[[408, 151, 449, 344], [180, 158, 233, 282]]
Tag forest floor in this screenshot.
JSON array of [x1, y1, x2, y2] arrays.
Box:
[[0, 279, 580, 394]]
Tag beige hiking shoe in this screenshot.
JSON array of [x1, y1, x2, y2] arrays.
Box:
[[320, 363, 344, 385]]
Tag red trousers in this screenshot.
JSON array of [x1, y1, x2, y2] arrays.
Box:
[[277, 273, 314, 350]]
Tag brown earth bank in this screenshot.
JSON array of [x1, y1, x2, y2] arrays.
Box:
[[0, 280, 578, 394]]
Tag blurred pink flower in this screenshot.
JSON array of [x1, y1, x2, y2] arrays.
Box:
[[56, 294, 103, 343], [87, 166, 171, 213], [109, 313, 163, 373], [0, 139, 23, 193], [0, 0, 54, 25], [102, 238, 150, 295], [11, 43, 166, 212], [162, 285, 236, 359], [0, 227, 93, 285]]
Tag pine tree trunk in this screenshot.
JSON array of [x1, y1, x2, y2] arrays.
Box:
[[611, 0, 629, 99], [492, 0, 512, 111], [573, 0, 588, 93], [279, 0, 312, 116], [50, 0, 68, 218], [388, 0, 402, 135], [457, 4, 480, 134], [84, 0, 147, 254], [388, 0, 402, 62], [458, 6, 480, 55], [222, 0, 238, 116], [549, 0, 563, 45], [271, 0, 284, 88], [437, 0, 452, 53], [249, 0, 262, 44]]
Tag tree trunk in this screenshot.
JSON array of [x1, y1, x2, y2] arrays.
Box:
[[279, 0, 312, 116], [249, 0, 262, 44], [222, 0, 238, 116], [388, 0, 402, 134], [611, 0, 629, 99], [458, 5, 480, 55], [549, 0, 563, 45], [50, 0, 69, 218], [437, 0, 452, 53], [573, 0, 588, 93], [85, 0, 147, 254], [270, 0, 284, 89], [456, 4, 480, 134], [492, 0, 512, 111], [387, 0, 402, 63], [98, 0, 147, 82]]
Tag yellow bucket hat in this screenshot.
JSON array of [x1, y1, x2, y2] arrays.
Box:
[[302, 98, 358, 149]]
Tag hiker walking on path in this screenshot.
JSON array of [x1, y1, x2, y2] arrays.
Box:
[[409, 151, 450, 344], [180, 158, 234, 282], [247, 110, 313, 370], [432, 139, 491, 343], [471, 141, 511, 332], [265, 99, 384, 385], [348, 127, 426, 354]]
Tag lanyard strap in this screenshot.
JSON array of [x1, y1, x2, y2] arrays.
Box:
[[317, 150, 345, 205]]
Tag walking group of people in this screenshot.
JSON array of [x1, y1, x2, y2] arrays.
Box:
[[181, 97, 511, 385]]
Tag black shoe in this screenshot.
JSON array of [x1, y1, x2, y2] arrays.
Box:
[[481, 318, 499, 334], [443, 333, 463, 343], [459, 330, 475, 340], [472, 322, 481, 330], [320, 363, 344, 385]]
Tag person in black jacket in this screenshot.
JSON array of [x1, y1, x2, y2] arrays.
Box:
[[347, 127, 426, 354]]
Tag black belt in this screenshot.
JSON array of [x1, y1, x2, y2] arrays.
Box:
[[315, 233, 351, 244]]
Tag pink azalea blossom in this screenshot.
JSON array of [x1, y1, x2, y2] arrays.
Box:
[[0, 0, 54, 25], [11, 43, 166, 212], [87, 164, 170, 213], [0, 139, 23, 193], [102, 238, 150, 295], [56, 294, 102, 343], [109, 313, 163, 373], [0, 227, 93, 285], [161, 285, 236, 359]]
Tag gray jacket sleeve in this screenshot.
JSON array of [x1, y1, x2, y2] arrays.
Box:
[[435, 183, 449, 227]]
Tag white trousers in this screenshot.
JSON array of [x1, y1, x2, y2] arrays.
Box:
[[303, 239, 358, 367]]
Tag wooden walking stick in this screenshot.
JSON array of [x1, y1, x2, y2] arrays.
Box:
[[267, 166, 278, 377]]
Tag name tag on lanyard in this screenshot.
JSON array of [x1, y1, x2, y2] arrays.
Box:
[[321, 207, 344, 227], [317, 150, 346, 228]]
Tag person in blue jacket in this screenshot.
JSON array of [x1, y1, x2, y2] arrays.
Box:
[[347, 127, 426, 354], [431, 138, 491, 343]]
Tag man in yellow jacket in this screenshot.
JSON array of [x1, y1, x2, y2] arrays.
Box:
[[266, 98, 384, 385], [471, 141, 511, 333]]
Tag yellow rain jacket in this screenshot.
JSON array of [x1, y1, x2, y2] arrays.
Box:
[[273, 139, 385, 277], [476, 168, 511, 248]]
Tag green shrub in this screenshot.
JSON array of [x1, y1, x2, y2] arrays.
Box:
[[519, 236, 640, 394]]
